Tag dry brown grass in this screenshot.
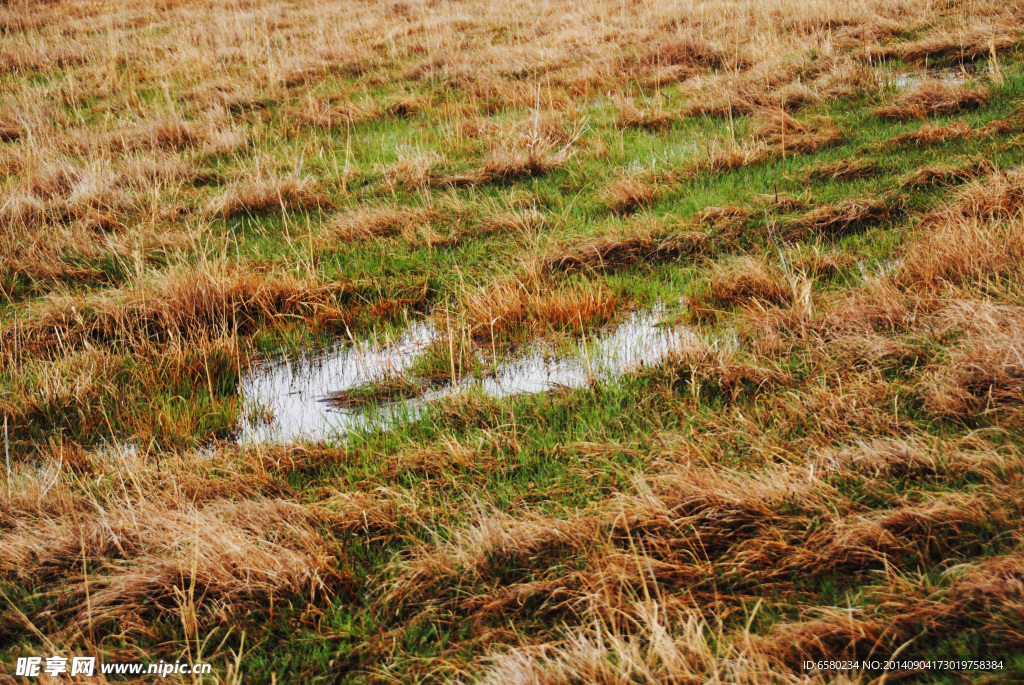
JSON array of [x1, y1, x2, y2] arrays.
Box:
[[903, 169, 1024, 289], [0, 0, 961, 102], [644, 30, 733, 71], [384, 94, 431, 118], [380, 143, 567, 192], [457, 279, 620, 341], [814, 436, 1013, 483], [3, 0, 1022, 675], [326, 206, 437, 242], [975, 112, 1024, 137], [694, 205, 753, 230], [886, 121, 975, 147], [901, 159, 995, 187], [469, 602, 823, 685], [680, 65, 821, 119], [901, 23, 1022, 63], [652, 340, 793, 400], [389, 454, 1006, 630], [381, 153, 448, 190], [0, 451, 344, 636], [601, 176, 658, 214], [205, 173, 333, 219], [293, 95, 380, 129], [0, 158, 135, 229], [324, 376, 423, 408], [753, 109, 842, 154], [510, 113, 572, 147], [545, 222, 707, 274], [923, 326, 1024, 420], [678, 53, 873, 121], [384, 438, 498, 480], [104, 114, 211, 153], [477, 207, 546, 237], [6, 262, 354, 352], [614, 98, 674, 130], [874, 81, 991, 121], [696, 141, 775, 175], [382, 425, 1024, 671], [703, 257, 793, 309], [480, 142, 568, 182], [786, 198, 894, 238]]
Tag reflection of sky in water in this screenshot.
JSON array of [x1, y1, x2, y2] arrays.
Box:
[[236, 323, 435, 444], [237, 308, 698, 444], [885, 67, 971, 89]]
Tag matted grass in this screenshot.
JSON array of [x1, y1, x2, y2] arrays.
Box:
[[2, 0, 1024, 682]]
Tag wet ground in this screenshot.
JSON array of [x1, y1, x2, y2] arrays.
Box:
[[237, 307, 697, 443], [885, 65, 977, 89]]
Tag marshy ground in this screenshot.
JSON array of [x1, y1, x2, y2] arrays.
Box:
[[3, 0, 1024, 682]]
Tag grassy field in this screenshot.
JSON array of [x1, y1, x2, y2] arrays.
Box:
[[3, 0, 1024, 681]]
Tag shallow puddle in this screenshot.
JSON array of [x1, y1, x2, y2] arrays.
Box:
[[236, 323, 435, 443], [885, 66, 974, 89], [237, 308, 696, 444]]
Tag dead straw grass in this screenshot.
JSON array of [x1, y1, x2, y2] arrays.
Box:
[[601, 176, 658, 214], [205, 174, 333, 219], [786, 198, 894, 238], [6, 262, 353, 352], [545, 223, 707, 274], [874, 81, 991, 121]]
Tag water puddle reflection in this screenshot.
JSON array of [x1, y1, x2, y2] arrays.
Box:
[[885, 66, 974, 89], [237, 308, 696, 444]]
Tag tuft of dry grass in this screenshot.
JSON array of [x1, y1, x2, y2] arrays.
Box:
[[693, 205, 753, 238], [511, 112, 572, 146], [601, 176, 658, 214], [6, 262, 354, 352], [0, 159, 135, 229], [697, 141, 774, 174], [105, 114, 208, 153], [326, 206, 437, 242], [457, 280, 620, 341], [903, 169, 1024, 289], [644, 30, 731, 70], [546, 222, 706, 274], [381, 153, 445, 190], [901, 159, 995, 187], [0, 111, 23, 142], [294, 95, 380, 129], [381, 144, 567, 191], [477, 207, 546, 237], [886, 121, 975, 147], [206, 174, 333, 219], [614, 98, 673, 130], [469, 602, 820, 685], [753, 109, 843, 154], [480, 142, 568, 182], [923, 328, 1024, 420], [324, 376, 423, 408], [756, 611, 884, 667], [901, 24, 1021, 63], [0, 451, 345, 636], [653, 340, 793, 399], [703, 257, 793, 309], [787, 198, 893, 238], [874, 81, 991, 121], [385, 94, 431, 118]]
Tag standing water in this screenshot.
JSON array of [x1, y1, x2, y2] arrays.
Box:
[[237, 308, 697, 444]]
